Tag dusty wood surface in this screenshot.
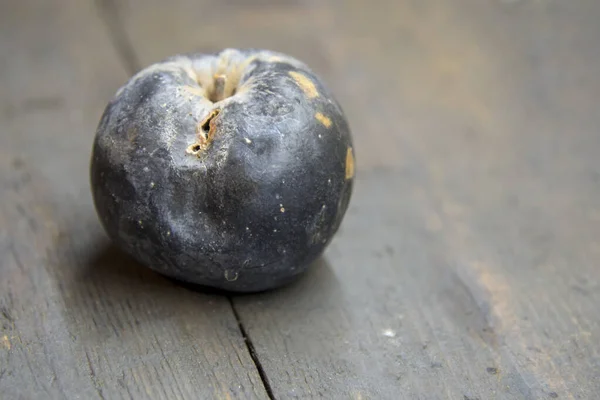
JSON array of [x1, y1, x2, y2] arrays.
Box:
[[0, 1, 267, 399], [2, 0, 600, 399]]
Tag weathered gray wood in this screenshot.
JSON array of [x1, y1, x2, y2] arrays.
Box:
[[0, 1, 267, 399], [235, 167, 600, 399], [115, 0, 600, 398], [4, 0, 600, 398]]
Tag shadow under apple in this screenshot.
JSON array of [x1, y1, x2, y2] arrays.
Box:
[[62, 234, 241, 341]]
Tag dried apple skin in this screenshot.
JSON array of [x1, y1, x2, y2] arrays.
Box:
[[90, 49, 354, 292]]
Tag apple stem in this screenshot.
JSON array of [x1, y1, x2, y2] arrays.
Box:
[[212, 74, 227, 102]]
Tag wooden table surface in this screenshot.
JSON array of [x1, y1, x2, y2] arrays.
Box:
[[2, 0, 599, 398]]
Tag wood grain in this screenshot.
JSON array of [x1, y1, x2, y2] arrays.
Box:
[[0, 1, 267, 398], [115, 0, 600, 398], [3, 0, 600, 398]]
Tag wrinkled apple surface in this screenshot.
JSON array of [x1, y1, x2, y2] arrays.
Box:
[[90, 48, 354, 292]]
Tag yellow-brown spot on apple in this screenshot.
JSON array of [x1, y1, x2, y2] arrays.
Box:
[[315, 112, 332, 128], [288, 71, 319, 98], [345, 147, 355, 180]]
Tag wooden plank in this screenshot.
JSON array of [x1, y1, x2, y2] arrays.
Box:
[[0, 1, 267, 399], [114, 0, 600, 398], [230, 1, 600, 399]]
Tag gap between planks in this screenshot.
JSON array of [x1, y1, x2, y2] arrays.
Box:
[[92, 0, 276, 397]]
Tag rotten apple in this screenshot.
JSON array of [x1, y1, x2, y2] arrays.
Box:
[[90, 48, 354, 292]]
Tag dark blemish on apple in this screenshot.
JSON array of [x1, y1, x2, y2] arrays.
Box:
[[90, 48, 354, 292]]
